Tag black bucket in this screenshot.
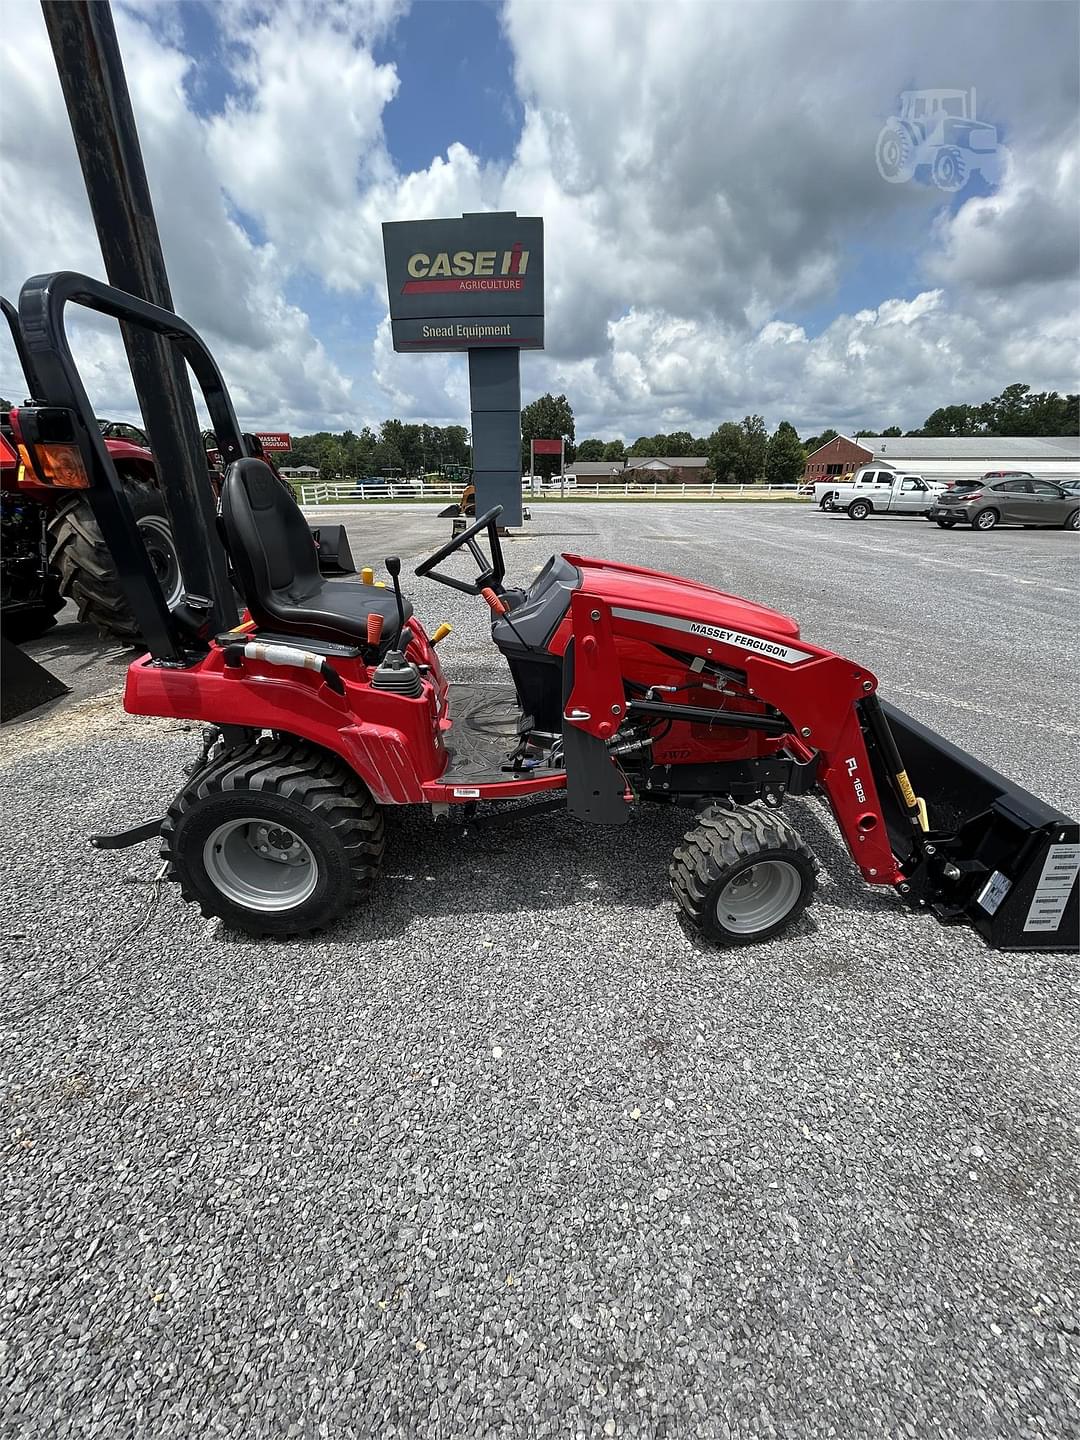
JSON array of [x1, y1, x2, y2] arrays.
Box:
[[870, 701, 1078, 952]]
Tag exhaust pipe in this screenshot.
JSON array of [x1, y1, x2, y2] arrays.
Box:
[[868, 702, 1078, 951]]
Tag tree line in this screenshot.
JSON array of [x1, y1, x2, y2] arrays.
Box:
[[277, 380, 1077, 485], [279, 421, 470, 480]]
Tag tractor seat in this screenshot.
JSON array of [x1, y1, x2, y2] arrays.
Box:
[[221, 458, 412, 647]]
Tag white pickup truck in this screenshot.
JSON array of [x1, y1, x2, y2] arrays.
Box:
[[816, 467, 946, 518]]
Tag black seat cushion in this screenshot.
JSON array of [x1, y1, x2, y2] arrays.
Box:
[[221, 457, 411, 646]]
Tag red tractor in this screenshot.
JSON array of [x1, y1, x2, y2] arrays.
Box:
[[10, 271, 1078, 950], [2, 298, 345, 643]]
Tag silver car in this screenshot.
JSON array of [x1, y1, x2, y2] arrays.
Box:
[[928, 476, 1080, 532]]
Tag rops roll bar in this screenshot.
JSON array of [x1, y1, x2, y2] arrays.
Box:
[[16, 271, 246, 658]]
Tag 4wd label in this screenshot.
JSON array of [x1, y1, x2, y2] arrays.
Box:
[[1023, 843, 1080, 932], [610, 608, 812, 664]]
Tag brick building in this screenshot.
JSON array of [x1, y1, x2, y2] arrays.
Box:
[[801, 435, 872, 482]]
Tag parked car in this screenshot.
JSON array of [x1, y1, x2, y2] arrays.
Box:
[[927, 476, 1080, 531], [1059, 478, 1080, 497], [842, 473, 946, 519]]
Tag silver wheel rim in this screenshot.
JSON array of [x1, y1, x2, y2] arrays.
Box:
[[203, 818, 318, 912], [138, 515, 183, 608], [975, 511, 995, 530], [716, 860, 802, 935]]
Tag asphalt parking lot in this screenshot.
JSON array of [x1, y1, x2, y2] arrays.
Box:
[[2, 502, 1078, 1439]]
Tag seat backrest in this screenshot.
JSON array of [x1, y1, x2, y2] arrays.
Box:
[[222, 457, 322, 614]]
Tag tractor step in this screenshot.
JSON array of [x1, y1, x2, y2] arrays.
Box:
[[442, 683, 561, 785]]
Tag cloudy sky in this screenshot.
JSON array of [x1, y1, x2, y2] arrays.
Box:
[[1, 0, 1077, 441]]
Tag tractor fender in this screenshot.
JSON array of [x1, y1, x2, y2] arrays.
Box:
[[123, 649, 444, 804]]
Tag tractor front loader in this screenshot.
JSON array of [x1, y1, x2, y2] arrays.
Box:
[[11, 270, 1078, 950]]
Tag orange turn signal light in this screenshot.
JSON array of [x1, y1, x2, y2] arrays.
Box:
[[17, 440, 91, 489]]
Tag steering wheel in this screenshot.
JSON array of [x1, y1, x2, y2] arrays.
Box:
[[414, 505, 506, 596]]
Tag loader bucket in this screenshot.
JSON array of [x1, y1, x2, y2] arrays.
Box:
[[869, 701, 1078, 952]]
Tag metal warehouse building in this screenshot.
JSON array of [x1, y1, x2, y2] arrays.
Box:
[[803, 434, 1080, 485]]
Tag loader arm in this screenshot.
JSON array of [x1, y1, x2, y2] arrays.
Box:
[[563, 591, 917, 885]]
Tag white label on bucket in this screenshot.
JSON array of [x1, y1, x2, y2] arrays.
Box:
[[452, 787, 481, 799], [1023, 843, 1080, 933], [976, 871, 1011, 916]]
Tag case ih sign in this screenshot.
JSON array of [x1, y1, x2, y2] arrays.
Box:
[[382, 212, 544, 352]]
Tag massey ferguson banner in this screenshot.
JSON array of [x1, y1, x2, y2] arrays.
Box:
[[255, 432, 292, 452], [382, 212, 544, 352]]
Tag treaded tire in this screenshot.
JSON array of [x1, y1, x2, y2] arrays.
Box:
[[1064, 509, 1079, 531], [161, 737, 384, 936], [972, 508, 999, 531], [847, 499, 871, 520], [48, 473, 178, 642], [669, 804, 817, 946]]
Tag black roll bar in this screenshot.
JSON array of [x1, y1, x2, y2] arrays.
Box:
[[17, 270, 246, 659]]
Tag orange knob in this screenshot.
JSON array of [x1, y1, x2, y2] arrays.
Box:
[[481, 587, 507, 616], [366, 613, 384, 645]]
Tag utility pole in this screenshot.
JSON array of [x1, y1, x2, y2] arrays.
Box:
[[41, 0, 235, 626]]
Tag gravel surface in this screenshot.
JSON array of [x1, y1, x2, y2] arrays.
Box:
[[2, 502, 1078, 1439]]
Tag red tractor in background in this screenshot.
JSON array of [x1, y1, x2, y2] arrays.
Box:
[[2, 297, 342, 644]]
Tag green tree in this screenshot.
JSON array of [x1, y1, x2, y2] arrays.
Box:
[[602, 439, 626, 462], [735, 415, 768, 484], [802, 427, 839, 455], [576, 438, 605, 461], [763, 420, 805, 487], [706, 421, 743, 482], [520, 393, 575, 476], [881, 425, 903, 437], [919, 403, 980, 437]]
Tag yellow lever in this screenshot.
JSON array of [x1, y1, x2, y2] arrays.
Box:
[[430, 623, 453, 646]]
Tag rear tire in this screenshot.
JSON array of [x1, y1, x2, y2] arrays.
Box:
[[161, 738, 384, 936], [935, 518, 957, 529], [972, 508, 999, 531], [48, 473, 182, 642], [848, 498, 871, 520], [669, 804, 817, 946]]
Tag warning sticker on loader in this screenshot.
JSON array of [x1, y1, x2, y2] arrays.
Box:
[[976, 871, 1011, 916], [1023, 843, 1080, 933]]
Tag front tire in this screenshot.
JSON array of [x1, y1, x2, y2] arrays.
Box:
[[848, 498, 871, 520], [932, 145, 968, 192], [1064, 509, 1079, 531], [972, 508, 999, 531], [669, 805, 817, 946], [48, 473, 182, 642], [161, 738, 384, 936]]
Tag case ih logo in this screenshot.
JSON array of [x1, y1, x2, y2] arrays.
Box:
[[403, 243, 530, 294]]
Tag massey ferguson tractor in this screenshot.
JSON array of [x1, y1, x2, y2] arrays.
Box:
[[7, 271, 1078, 950]]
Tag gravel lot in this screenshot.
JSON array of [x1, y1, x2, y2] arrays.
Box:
[[2, 502, 1078, 1439]]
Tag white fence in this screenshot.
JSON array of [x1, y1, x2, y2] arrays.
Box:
[[296, 479, 805, 505]]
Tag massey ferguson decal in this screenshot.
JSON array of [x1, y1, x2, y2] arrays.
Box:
[[610, 607, 813, 665]]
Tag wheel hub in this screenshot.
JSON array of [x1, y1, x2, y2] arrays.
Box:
[[716, 860, 802, 935], [203, 818, 318, 912]]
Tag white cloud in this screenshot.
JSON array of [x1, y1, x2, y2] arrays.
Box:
[[1, 0, 1076, 441]]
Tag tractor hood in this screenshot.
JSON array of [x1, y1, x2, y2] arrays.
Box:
[[565, 554, 802, 639]]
